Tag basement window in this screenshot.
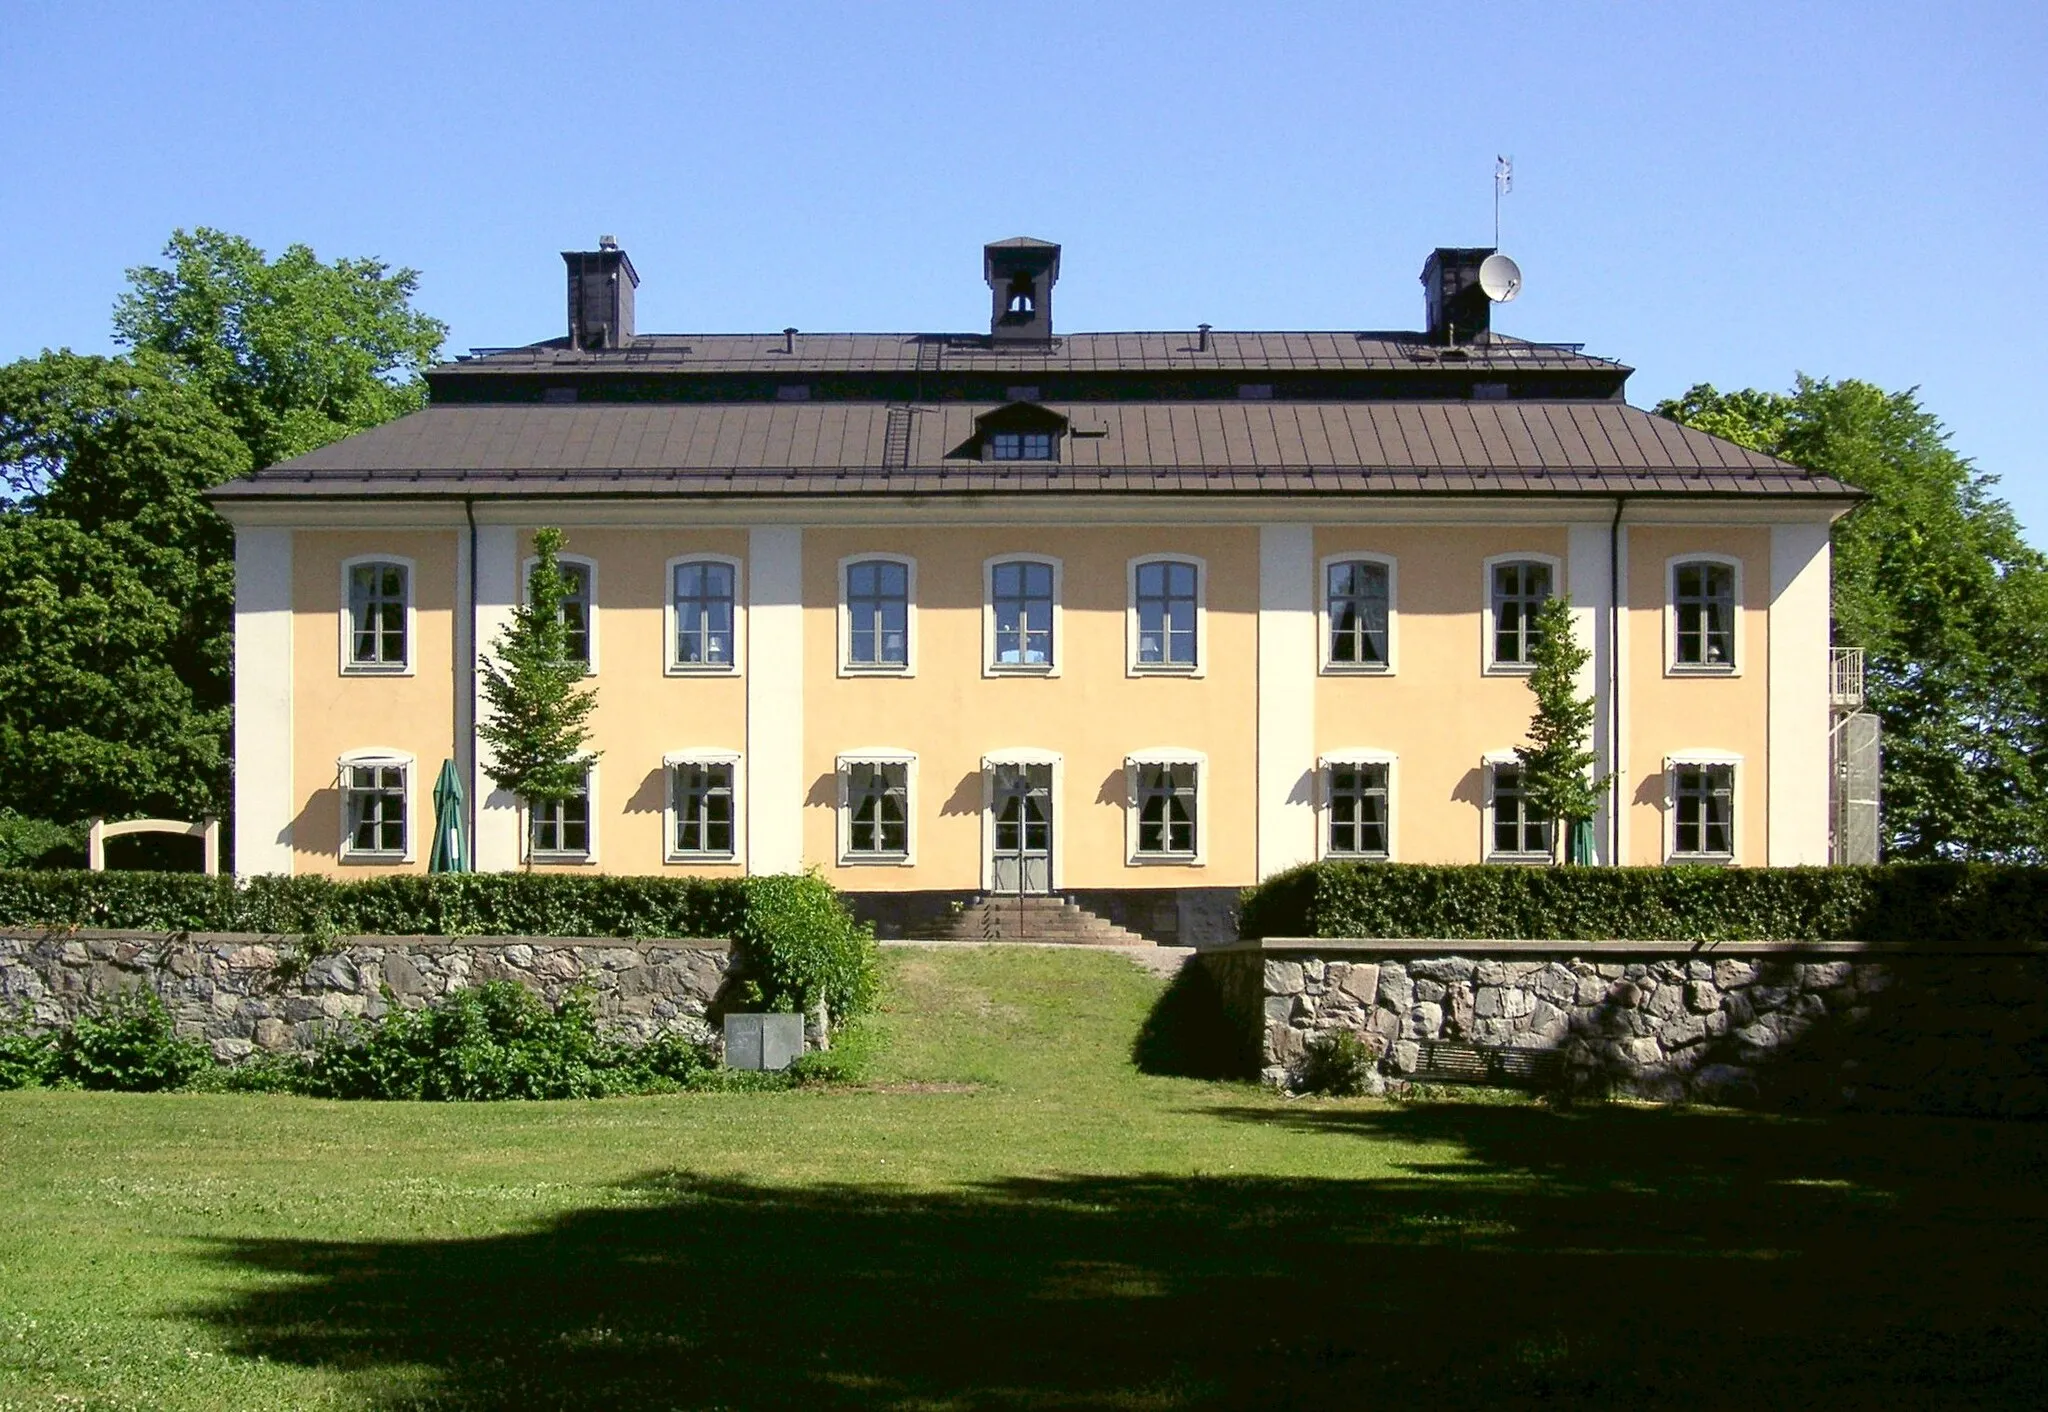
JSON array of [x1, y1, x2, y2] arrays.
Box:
[[1237, 383, 1273, 400], [541, 386, 578, 404], [1472, 382, 1509, 400], [775, 384, 812, 401]]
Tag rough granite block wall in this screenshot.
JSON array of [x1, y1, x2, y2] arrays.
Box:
[[1206, 941, 2048, 1117], [0, 929, 740, 1063]]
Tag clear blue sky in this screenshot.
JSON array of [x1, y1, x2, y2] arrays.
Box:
[[5, 2, 2044, 532]]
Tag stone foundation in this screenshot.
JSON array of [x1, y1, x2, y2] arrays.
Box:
[[0, 929, 739, 1063], [1205, 938, 2048, 1117]]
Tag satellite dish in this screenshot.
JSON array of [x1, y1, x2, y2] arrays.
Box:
[[1479, 253, 1523, 303]]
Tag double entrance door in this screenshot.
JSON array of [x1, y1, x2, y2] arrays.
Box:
[[989, 762, 1053, 895]]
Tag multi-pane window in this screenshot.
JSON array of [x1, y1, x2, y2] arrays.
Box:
[[844, 761, 910, 858], [1674, 561, 1737, 667], [1327, 560, 1390, 667], [557, 561, 593, 667], [1326, 762, 1390, 858], [1134, 560, 1198, 667], [1490, 763, 1552, 857], [991, 560, 1054, 667], [672, 561, 736, 668], [846, 560, 910, 668], [342, 761, 407, 857], [990, 431, 1055, 460], [1672, 764, 1735, 857], [1134, 763, 1198, 857], [530, 778, 591, 857], [347, 561, 408, 668], [670, 761, 735, 858], [1491, 560, 1552, 666]]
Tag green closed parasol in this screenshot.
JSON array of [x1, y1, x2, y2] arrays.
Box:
[[428, 759, 469, 873]]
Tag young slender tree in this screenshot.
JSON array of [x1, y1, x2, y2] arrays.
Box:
[[477, 528, 599, 862], [1515, 596, 1610, 864]]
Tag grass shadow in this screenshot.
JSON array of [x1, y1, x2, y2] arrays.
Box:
[[1130, 957, 1246, 1079], [191, 1103, 2048, 1410]]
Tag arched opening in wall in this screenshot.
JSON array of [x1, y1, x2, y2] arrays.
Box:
[[103, 831, 206, 872]]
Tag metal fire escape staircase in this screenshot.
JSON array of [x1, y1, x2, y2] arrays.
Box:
[[1828, 648, 1881, 864]]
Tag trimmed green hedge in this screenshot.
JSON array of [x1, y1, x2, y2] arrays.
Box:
[[0, 870, 880, 1019], [1238, 863, 2048, 944]]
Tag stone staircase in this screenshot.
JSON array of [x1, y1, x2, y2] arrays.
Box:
[[901, 894, 1153, 947]]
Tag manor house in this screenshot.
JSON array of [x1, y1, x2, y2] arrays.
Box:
[[212, 237, 1858, 944]]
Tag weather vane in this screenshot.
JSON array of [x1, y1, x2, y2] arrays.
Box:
[[1494, 155, 1513, 247]]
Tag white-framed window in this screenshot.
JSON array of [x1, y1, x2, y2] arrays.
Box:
[[984, 555, 1061, 675], [837, 750, 916, 865], [1666, 753, 1739, 862], [340, 556, 415, 675], [1127, 555, 1205, 675], [989, 431, 1057, 461], [839, 555, 915, 676], [1319, 750, 1395, 860], [528, 768, 597, 863], [1320, 553, 1396, 673], [338, 749, 414, 862], [1484, 752, 1553, 862], [1483, 554, 1558, 673], [664, 751, 740, 862], [1667, 554, 1742, 674], [666, 555, 741, 674], [1125, 749, 1206, 865], [522, 552, 598, 672]]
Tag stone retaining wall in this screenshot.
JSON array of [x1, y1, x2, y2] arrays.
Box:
[[1205, 939, 2048, 1117], [0, 929, 739, 1063]]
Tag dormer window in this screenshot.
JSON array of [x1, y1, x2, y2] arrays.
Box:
[[990, 431, 1056, 461]]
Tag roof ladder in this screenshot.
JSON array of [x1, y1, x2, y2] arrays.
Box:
[[882, 405, 915, 469]]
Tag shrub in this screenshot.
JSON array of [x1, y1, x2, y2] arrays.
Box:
[[733, 872, 880, 1022], [1238, 862, 2048, 944], [0, 1007, 55, 1089], [0, 812, 82, 870], [301, 981, 715, 1101], [1297, 1031, 1380, 1097], [51, 988, 211, 1091]]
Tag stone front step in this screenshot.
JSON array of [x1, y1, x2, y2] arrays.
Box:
[[901, 895, 1153, 946]]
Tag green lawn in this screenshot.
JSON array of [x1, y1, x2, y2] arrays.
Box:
[[3, 945, 2046, 1410]]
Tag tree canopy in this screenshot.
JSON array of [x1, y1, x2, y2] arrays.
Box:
[[113, 227, 445, 470], [1659, 377, 2048, 861], [0, 231, 444, 851]]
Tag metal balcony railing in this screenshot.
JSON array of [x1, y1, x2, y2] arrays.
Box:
[[1830, 647, 1866, 709]]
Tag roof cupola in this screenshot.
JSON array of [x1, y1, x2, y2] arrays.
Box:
[[984, 237, 1060, 342]]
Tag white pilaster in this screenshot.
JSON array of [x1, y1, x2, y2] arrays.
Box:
[[1769, 523, 1833, 865], [1257, 524, 1316, 878], [472, 525, 521, 871], [747, 526, 805, 874], [1568, 520, 1617, 864], [453, 522, 474, 848], [233, 527, 294, 876]]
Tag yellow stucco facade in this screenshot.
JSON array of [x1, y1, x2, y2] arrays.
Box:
[[249, 507, 1831, 892]]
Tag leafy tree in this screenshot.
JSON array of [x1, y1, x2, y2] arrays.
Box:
[[0, 231, 443, 846], [1514, 596, 1608, 863], [0, 353, 248, 824], [477, 528, 600, 856], [1659, 378, 2048, 860], [113, 227, 446, 470]]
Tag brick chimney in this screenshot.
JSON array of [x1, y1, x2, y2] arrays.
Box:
[[1421, 246, 1495, 346], [563, 236, 639, 351]]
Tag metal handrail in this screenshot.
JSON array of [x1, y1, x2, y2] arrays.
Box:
[[1830, 647, 1865, 708]]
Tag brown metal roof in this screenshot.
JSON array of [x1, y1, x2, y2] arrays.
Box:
[[439, 329, 1626, 377], [214, 400, 1851, 500]]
